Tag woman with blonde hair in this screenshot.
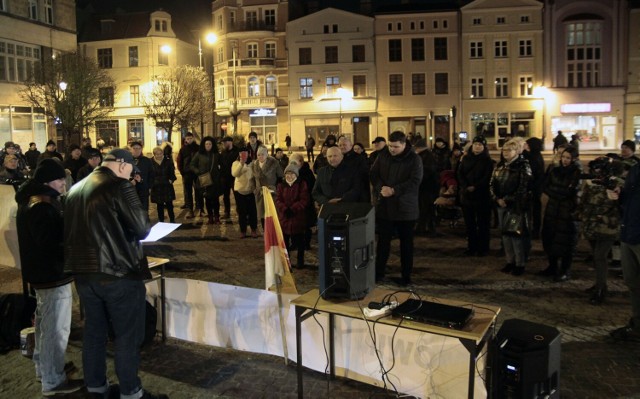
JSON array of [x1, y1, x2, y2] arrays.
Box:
[[490, 139, 532, 276]]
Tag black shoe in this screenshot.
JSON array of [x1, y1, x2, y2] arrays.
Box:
[[585, 284, 598, 293], [511, 267, 525, 276], [610, 324, 640, 342], [554, 273, 570, 282], [589, 288, 607, 305], [392, 276, 412, 286], [463, 249, 476, 256], [501, 263, 515, 273], [536, 266, 556, 277], [91, 384, 120, 399], [141, 390, 170, 399], [42, 379, 84, 396], [476, 251, 489, 257]]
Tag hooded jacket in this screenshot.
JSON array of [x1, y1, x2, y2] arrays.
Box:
[[16, 179, 72, 288]]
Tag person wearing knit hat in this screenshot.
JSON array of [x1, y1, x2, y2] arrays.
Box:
[[620, 139, 640, 173], [276, 160, 309, 268], [38, 140, 63, 163], [472, 135, 487, 148], [621, 140, 636, 154], [15, 155, 82, 396]]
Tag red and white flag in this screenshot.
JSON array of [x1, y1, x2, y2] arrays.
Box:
[[263, 187, 297, 294]]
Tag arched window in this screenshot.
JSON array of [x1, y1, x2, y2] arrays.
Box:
[[266, 76, 277, 96], [248, 77, 260, 97]]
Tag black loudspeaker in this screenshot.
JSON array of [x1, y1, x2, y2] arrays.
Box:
[[317, 202, 375, 300], [490, 319, 561, 399]]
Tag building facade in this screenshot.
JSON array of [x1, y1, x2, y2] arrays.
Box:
[[541, 0, 629, 151], [211, 0, 289, 147], [287, 7, 377, 147], [79, 10, 203, 153], [0, 0, 76, 150], [374, 5, 461, 147], [460, 0, 544, 149]]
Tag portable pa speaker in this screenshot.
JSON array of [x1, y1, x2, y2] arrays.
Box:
[[317, 202, 375, 300], [491, 318, 561, 399]]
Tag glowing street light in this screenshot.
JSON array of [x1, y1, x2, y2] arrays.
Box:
[[337, 87, 352, 134], [160, 44, 171, 54]]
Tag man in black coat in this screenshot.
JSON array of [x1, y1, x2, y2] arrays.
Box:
[[219, 136, 240, 219], [312, 146, 366, 206], [16, 159, 82, 395], [129, 141, 153, 211], [24, 142, 41, 171], [371, 131, 423, 286], [176, 132, 202, 218], [338, 135, 370, 203], [38, 140, 63, 163]]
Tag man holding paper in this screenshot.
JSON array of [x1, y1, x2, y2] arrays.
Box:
[[64, 148, 168, 399]]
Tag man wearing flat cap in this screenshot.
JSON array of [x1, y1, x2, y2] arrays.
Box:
[[38, 140, 63, 163], [16, 158, 83, 396], [64, 148, 167, 399]]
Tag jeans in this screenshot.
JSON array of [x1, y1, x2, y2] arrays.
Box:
[[621, 242, 640, 327], [76, 277, 146, 398], [222, 177, 234, 216], [498, 207, 526, 267], [183, 173, 203, 210], [375, 219, 416, 280], [33, 283, 72, 392], [306, 148, 314, 163]]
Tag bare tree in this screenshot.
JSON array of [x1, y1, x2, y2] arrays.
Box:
[[20, 52, 115, 148], [143, 65, 213, 143]]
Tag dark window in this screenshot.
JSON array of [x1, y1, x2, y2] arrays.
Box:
[[128, 46, 138, 67], [435, 73, 448, 95], [352, 45, 365, 62], [324, 25, 329, 34], [388, 39, 402, 62], [411, 38, 425, 61], [353, 75, 367, 97], [325, 46, 338, 64], [97, 48, 112, 69], [299, 47, 311, 65], [265, 9, 276, 27], [389, 74, 403, 96], [99, 87, 114, 107], [412, 73, 425, 95], [434, 37, 447, 60]]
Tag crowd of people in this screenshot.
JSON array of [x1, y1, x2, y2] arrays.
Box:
[[6, 129, 640, 397]]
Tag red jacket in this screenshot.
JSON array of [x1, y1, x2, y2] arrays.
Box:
[[276, 179, 309, 235]]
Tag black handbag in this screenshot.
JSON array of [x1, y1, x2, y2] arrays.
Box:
[[502, 209, 528, 236]]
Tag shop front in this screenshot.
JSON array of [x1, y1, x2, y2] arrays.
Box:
[[549, 102, 619, 151], [249, 108, 278, 146]]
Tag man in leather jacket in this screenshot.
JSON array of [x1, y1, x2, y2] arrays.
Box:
[[64, 148, 167, 399]]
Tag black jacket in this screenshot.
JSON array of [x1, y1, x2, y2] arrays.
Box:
[[457, 150, 494, 206], [542, 162, 581, 256], [313, 161, 364, 205], [490, 156, 532, 208], [64, 167, 151, 279], [15, 180, 72, 288], [177, 141, 199, 175], [370, 142, 423, 221]]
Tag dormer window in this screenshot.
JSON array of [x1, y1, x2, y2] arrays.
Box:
[[154, 19, 168, 32], [101, 19, 115, 34]]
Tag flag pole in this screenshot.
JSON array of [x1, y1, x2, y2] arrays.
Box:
[[275, 274, 289, 365]]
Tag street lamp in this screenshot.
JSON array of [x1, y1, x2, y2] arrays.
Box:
[[198, 32, 218, 136], [533, 86, 549, 149], [449, 105, 457, 142], [337, 87, 351, 135], [428, 110, 434, 147]]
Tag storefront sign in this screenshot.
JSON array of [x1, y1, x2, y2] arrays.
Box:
[[561, 103, 611, 114], [250, 108, 277, 118]]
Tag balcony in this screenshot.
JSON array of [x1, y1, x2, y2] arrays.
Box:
[[226, 21, 277, 33], [226, 57, 279, 70], [216, 96, 278, 113]]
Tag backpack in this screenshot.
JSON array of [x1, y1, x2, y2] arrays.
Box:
[[0, 293, 36, 354]]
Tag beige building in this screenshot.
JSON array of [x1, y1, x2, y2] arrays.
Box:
[[460, 0, 544, 149], [374, 6, 461, 147], [211, 0, 289, 147], [287, 8, 377, 148], [79, 10, 203, 153], [0, 0, 76, 149], [628, 3, 640, 143]]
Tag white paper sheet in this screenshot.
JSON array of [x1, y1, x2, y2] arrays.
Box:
[[141, 222, 181, 242]]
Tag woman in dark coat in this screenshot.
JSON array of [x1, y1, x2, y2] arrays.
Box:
[[457, 136, 494, 256], [524, 137, 545, 238], [540, 146, 581, 281], [276, 163, 309, 268], [190, 136, 222, 224], [490, 139, 532, 276], [290, 153, 316, 249], [432, 138, 452, 173], [63, 144, 88, 183], [150, 146, 177, 223]]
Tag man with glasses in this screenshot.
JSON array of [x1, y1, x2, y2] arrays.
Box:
[[64, 148, 168, 399]]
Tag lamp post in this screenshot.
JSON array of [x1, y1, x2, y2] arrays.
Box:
[[336, 87, 351, 135], [198, 33, 218, 137], [533, 86, 548, 149], [449, 105, 457, 143], [428, 110, 434, 148]]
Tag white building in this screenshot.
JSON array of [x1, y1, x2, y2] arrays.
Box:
[[287, 7, 376, 147], [0, 0, 76, 149], [211, 0, 289, 147], [460, 0, 544, 148], [374, 5, 461, 147], [79, 10, 203, 153]]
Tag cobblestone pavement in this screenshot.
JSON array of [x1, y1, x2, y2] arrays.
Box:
[[1, 169, 640, 399]]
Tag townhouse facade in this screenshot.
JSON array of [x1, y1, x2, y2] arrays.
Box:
[[287, 8, 377, 147], [79, 10, 203, 153], [0, 0, 76, 150], [211, 0, 290, 147]]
